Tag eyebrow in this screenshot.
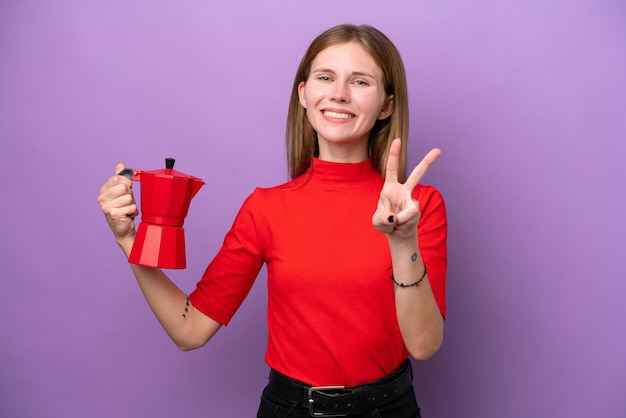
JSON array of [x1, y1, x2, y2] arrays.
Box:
[[311, 68, 377, 80]]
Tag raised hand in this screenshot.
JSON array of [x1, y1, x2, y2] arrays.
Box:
[[372, 139, 441, 240], [97, 163, 139, 249]]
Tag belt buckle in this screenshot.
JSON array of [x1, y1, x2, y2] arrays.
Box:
[[307, 386, 347, 417]]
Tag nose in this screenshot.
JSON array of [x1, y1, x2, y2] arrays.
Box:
[[330, 82, 350, 102]]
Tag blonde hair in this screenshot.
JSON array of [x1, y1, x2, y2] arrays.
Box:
[[286, 24, 409, 180]]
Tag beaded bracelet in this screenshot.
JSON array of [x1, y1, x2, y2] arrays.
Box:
[[390, 266, 428, 288]]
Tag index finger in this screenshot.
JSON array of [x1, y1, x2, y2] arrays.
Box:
[[384, 138, 402, 183], [404, 148, 441, 191]]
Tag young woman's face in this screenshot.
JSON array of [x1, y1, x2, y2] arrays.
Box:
[[298, 41, 393, 161]]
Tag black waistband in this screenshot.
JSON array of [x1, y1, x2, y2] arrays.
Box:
[[267, 360, 414, 416]]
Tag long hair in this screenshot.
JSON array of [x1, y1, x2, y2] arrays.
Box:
[[286, 24, 409, 180]]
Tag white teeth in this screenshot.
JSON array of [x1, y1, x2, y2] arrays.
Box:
[[324, 110, 353, 119]]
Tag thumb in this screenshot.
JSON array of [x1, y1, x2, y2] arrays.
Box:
[[114, 162, 125, 175], [114, 163, 134, 185]]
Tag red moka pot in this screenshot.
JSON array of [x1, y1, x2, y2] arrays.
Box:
[[118, 158, 204, 269]]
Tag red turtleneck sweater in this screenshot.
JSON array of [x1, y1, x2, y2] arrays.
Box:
[[189, 158, 447, 387]]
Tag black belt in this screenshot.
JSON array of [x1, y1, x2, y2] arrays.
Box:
[[267, 360, 414, 417]]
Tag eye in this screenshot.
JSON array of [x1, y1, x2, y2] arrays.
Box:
[[354, 79, 369, 86], [317, 75, 331, 82]]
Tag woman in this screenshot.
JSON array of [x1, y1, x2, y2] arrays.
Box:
[[98, 24, 447, 417]]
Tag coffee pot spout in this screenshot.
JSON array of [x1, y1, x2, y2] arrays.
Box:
[[191, 177, 205, 198]]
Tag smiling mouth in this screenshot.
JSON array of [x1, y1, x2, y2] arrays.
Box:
[[323, 110, 354, 119]]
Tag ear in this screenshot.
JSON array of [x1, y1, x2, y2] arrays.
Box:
[[298, 81, 307, 109], [377, 95, 394, 120]]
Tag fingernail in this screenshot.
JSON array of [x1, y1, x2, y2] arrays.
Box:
[[388, 215, 394, 223]]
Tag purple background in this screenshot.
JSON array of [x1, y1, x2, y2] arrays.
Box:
[[1, 1, 625, 417]]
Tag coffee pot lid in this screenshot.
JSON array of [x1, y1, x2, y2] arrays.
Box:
[[142, 158, 196, 179]]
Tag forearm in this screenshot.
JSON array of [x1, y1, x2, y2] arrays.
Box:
[[118, 238, 221, 351], [388, 236, 444, 360]]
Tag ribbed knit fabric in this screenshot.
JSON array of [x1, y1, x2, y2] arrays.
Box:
[[190, 158, 447, 386]]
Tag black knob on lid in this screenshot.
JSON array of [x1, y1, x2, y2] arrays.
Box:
[[165, 158, 175, 169]]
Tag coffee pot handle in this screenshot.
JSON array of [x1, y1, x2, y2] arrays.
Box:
[[117, 167, 134, 181]]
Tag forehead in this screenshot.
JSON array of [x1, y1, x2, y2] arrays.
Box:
[[310, 41, 382, 77]]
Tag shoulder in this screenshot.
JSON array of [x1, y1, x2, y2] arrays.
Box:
[[413, 184, 445, 204], [250, 173, 309, 197], [240, 175, 307, 207], [413, 184, 446, 219]]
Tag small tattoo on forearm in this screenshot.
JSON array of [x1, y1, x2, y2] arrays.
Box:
[[182, 296, 190, 318], [411, 252, 418, 262]]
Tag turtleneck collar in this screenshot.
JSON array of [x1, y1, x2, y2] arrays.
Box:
[[302, 157, 381, 190]]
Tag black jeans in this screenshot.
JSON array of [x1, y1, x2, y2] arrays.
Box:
[[256, 376, 421, 418]]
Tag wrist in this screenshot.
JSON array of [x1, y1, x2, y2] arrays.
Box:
[[116, 234, 135, 258], [386, 232, 418, 250], [387, 232, 423, 266]]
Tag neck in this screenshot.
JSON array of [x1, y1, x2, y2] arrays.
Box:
[[317, 141, 369, 163]]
